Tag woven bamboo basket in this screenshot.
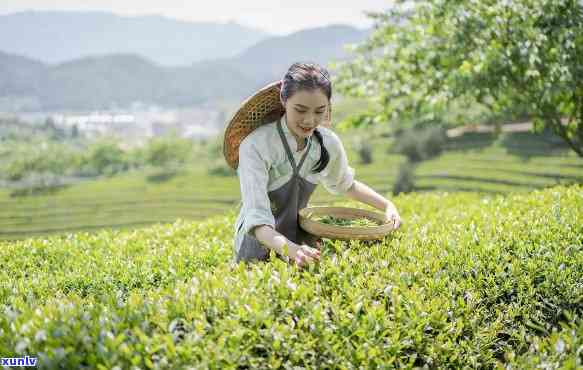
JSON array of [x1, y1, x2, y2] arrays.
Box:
[[299, 206, 394, 241]]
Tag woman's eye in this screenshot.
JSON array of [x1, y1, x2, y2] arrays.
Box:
[[295, 109, 325, 115]]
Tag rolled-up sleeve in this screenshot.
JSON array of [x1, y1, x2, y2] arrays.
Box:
[[237, 138, 275, 236], [319, 132, 355, 195]]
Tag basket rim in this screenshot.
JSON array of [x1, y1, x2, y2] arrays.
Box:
[[298, 206, 394, 240]]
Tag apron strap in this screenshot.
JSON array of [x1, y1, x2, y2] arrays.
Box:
[[277, 118, 313, 176], [297, 136, 312, 173]]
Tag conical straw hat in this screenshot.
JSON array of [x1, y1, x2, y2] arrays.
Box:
[[223, 80, 331, 169]]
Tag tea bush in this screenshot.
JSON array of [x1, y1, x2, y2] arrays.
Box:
[[355, 141, 373, 165], [392, 127, 447, 163], [0, 185, 581, 368], [207, 160, 237, 177], [0, 135, 199, 183], [393, 161, 416, 196], [144, 136, 193, 171], [4, 144, 80, 181]]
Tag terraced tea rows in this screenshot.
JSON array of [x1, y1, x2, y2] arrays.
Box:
[[0, 134, 581, 239]]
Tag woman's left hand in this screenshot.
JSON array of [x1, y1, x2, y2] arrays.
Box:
[[384, 206, 402, 229]]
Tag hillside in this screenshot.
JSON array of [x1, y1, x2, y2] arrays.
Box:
[[0, 185, 580, 367], [228, 24, 371, 86], [0, 11, 270, 66], [0, 125, 581, 240], [0, 24, 369, 111]]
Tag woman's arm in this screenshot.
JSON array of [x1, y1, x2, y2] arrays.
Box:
[[253, 225, 320, 266], [345, 180, 402, 228], [252, 225, 291, 257], [314, 130, 401, 228], [237, 134, 319, 267]]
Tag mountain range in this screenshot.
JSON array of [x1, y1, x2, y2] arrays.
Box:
[[0, 11, 270, 66], [0, 11, 372, 111]]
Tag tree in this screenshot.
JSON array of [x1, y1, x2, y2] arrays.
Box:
[[84, 139, 128, 176], [71, 124, 79, 138], [144, 135, 192, 170], [334, 0, 583, 156]]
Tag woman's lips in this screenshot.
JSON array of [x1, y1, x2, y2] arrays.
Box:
[[300, 126, 314, 133]]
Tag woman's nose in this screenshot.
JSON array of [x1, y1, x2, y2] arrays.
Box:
[[303, 114, 316, 125]]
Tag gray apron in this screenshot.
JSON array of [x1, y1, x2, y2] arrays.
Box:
[[235, 118, 319, 263]]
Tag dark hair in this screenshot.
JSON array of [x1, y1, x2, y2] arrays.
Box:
[[280, 62, 331, 173]]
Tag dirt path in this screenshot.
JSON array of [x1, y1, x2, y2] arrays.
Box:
[[446, 122, 533, 138]]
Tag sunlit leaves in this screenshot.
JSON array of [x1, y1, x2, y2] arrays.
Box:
[[0, 186, 582, 367], [334, 0, 583, 155]]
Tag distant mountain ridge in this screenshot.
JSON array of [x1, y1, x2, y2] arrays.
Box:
[[230, 24, 370, 87], [0, 51, 256, 111], [0, 21, 372, 111], [0, 11, 270, 66]]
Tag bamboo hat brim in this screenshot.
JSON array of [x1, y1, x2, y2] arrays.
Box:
[[223, 80, 331, 170]]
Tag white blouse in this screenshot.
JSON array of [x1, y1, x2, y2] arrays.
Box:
[[233, 115, 355, 254]]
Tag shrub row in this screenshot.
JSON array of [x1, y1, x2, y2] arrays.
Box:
[[0, 185, 581, 368]]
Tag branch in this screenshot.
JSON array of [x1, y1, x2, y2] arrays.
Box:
[[550, 114, 583, 157]]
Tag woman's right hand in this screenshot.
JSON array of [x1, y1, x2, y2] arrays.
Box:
[[288, 242, 321, 267]]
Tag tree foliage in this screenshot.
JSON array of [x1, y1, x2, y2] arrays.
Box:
[[334, 0, 583, 156], [144, 135, 193, 170]]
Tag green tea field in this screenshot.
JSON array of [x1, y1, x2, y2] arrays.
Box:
[[0, 129, 581, 240], [2, 0, 582, 367], [0, 185, 581, 368]]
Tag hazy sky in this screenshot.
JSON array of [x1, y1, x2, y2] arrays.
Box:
[[0, 0, 394, 35]]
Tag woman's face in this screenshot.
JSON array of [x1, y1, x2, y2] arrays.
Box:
[[282, 88, 329, 140]]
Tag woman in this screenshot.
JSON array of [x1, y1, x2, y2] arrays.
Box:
[[223, 62, 401, 267]]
